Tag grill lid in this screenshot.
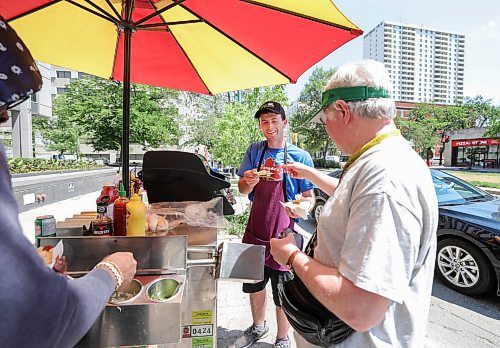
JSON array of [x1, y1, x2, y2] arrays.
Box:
[[142, 151, 234, 215]]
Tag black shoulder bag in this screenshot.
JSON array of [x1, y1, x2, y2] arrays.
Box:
[[277, 232, 354, 346]]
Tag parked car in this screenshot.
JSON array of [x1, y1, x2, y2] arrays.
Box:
[[312, 169, 500, 296], [312, 169, 342, 222], [325, 155, 340, 162]]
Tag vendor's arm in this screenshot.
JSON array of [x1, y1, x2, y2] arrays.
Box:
[[238, 169, 260, 194], [237, 144, 260, 195], [284, 162, 339, 196], [270, 236, 389, 332]]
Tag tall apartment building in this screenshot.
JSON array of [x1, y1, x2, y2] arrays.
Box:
[[363, 21, 465, 105]]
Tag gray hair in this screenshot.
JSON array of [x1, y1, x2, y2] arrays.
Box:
[[325, 60, 395, 120]]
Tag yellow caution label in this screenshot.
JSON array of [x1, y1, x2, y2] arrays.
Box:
[[192, 310, 213, 324]]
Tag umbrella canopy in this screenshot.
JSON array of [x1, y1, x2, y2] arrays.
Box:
[[1, 0, 362, 193]]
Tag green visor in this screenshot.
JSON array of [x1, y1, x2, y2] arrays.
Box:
[[309, 86, 389, 123]]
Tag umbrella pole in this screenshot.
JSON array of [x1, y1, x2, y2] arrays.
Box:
[[122, 25, 132, 196]]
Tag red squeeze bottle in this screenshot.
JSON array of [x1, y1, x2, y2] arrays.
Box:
[[113, 183, 129, 236]]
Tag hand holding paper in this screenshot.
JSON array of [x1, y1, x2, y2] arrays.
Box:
[[280, 194, 311, 220]]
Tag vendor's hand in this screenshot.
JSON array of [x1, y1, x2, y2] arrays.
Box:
[[285, 206, 300, 219], [283, 162, 313, 180], [243, 169, 260, 187], [270, 234, 300, 266], [101, 252, 137, 291]]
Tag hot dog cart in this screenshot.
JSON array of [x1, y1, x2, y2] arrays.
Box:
[[37, 151, 264, 347]]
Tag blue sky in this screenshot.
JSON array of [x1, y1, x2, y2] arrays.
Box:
[[285, 0, 500, 105]]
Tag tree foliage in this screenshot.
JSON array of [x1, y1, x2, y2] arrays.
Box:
[[46, 77, 180, 153], [289, 67, 336, 157], [398, 96, 499, 159], [32, 113, 80, 155]]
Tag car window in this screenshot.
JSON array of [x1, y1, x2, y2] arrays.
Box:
[[432, 172, 492, 205]]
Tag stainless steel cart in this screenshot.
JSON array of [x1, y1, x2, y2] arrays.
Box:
[[37, 151, 263, 347]]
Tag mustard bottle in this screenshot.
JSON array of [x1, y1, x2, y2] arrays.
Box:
[[126, 194, 146, 236]]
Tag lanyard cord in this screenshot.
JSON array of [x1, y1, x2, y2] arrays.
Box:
[[341, 129, 401, 179]]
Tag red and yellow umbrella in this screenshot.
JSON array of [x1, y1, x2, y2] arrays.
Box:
[[1, 0, 362, 192]]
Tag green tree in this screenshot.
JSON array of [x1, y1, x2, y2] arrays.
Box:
[[396, 115, 440, 160], [462, 96, 500, 137], [486, 110, 500, 137], [182, 92, 227, 150], [51, 77, 180, 152], [32, 114, 81, 155], [289, 67, 336, 157], [397, 96, 500, 163]]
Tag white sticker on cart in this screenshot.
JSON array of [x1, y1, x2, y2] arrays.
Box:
[[187, 324, 213, 338]]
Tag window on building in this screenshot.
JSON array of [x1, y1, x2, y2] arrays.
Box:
[[31, 93, 38, 102], [56, 71, 71, 78], [57, 87, 67, 94]]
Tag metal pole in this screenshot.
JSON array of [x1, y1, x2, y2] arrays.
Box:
[[122, 25, 132, 196]]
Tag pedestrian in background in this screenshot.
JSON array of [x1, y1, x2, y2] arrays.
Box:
[[0, 15, 137, 347], [271, 60, 438, 347], [235, 101, 315, 348]]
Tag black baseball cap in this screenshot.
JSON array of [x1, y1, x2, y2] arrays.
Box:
[[254, 101, 286, 119]]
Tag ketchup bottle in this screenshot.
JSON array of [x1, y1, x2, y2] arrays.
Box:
[[112, 183, 129, 236]]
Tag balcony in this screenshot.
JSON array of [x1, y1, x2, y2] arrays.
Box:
[[435, 36, 448, 43], [434, 43, 448, 50], [401, 51, 415, 57], [434, 79, 447, 84]]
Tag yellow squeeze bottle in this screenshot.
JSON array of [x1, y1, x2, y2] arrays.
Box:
[[126, 194, 146, 236]]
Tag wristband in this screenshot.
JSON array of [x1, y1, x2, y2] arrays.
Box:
[[286, 249, 301, 271], [95, 261, 123, 290]]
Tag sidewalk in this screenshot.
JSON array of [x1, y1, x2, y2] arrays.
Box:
[[18, 190, 99, 244], [216, 247, 297, 347]]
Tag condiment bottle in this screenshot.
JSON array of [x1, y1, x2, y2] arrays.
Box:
[[92, 202, 113, 236], [96, 184, 119, 220], [112, 183, 129, 236], [126, 194, 146, 237]]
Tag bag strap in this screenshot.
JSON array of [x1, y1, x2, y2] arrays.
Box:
[[303, 230, 317, 258]]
